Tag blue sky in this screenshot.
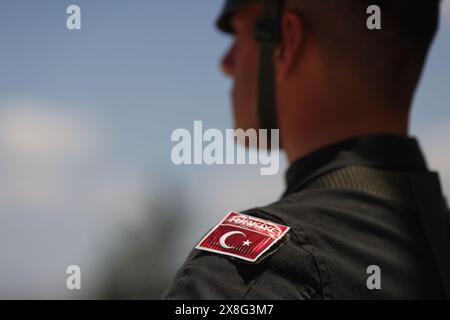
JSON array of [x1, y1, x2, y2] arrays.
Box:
[[0, 0, 449, 298]]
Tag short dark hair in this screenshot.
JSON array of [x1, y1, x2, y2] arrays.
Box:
[[287, 0, 441, 104]]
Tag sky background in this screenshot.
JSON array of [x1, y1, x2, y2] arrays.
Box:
[[0, 0, 449, 298]]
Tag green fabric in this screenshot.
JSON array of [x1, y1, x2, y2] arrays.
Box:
[[303, 165, 450, 298]]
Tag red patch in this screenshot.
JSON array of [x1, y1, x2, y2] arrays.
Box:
[[196, 211, 290, 263]]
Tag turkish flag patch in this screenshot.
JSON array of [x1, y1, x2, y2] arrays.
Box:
[[196, 211, 290, 263]]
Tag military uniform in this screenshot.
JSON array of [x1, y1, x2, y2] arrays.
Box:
[[164, 135, 449, 299]]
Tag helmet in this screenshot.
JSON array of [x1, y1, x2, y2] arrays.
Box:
[[217, 0, 263, 34], [217, 0, 285, 131]]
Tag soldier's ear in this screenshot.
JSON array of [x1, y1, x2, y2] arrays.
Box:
[[276, 11, 304, 80]]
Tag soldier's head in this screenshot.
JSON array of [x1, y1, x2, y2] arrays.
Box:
[[218, 0, 440, 159]]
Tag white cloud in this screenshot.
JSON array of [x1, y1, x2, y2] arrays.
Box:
[[415, 125, 450, 200], [0, 100, 148, 298], [0, 100, 149, 224], [0, 101, 105, 211], [442, 0, 450, 27], [444, 0, 450, 15], [0, 101, 104, 162]]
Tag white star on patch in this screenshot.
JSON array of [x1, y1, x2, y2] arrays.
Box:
[[242, 240, 252, 246]]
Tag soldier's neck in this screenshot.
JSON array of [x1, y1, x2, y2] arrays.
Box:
[[282, 111, 409, 164]]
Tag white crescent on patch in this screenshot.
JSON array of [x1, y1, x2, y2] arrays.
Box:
[[219, 231, 246, 249]]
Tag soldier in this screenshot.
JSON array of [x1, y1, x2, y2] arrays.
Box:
[[164, 0, 450, 299]]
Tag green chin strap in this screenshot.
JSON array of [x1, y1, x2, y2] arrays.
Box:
[[255, 0, 283, 131], [218, 0, 284, 131]]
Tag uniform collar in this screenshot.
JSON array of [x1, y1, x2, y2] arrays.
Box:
[[284, 134, 429, 197]]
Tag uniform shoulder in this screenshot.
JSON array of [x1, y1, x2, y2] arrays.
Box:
[[256, 187, 404, 237], [164, 208, 323, 300]]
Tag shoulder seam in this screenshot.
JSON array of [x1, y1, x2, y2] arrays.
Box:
[[241, 208, 328, 300]]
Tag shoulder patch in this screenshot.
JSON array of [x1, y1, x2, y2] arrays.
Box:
[[195, 211, 290, 263]]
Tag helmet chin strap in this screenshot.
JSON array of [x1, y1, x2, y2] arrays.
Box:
[[255, 0, 284, 131]]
